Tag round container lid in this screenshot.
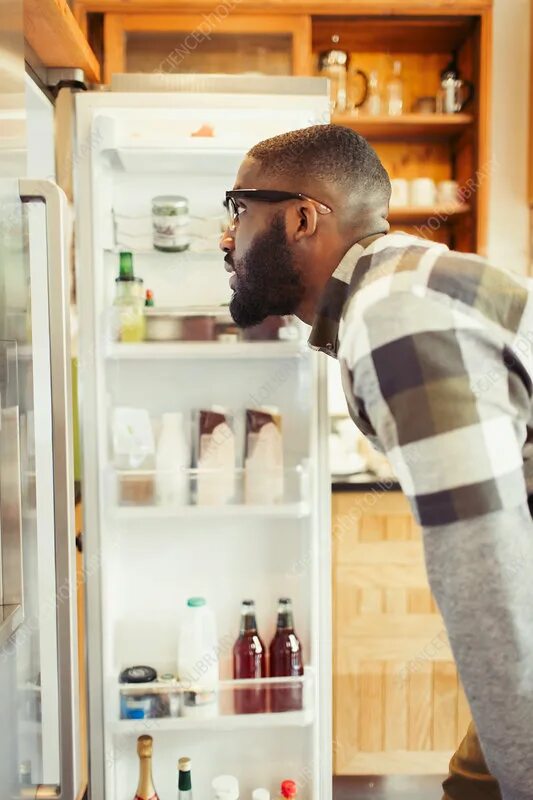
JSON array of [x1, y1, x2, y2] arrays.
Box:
[[281, 780, 297, 798], [152, 195, 189, 209], [252, 790, 270, 800], [212, 774, 239, 794], [119, 665, 157, 684], [187, 596, 206, 608]]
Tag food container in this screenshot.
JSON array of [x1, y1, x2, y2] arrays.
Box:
[[182, 315, 216, 341], [119, 665, 158, 719], [117, 471, 155, 506], [145, 309, 184, 341], [152, 195, 190, 252]]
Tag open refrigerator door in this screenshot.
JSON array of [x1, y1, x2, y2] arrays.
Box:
[[75, 75, 331, 800]]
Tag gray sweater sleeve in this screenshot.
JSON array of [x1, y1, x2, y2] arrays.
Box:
[[424, 507, 533, 800]]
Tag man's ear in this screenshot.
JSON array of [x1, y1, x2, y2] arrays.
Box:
[[291, 203, 319, 242]]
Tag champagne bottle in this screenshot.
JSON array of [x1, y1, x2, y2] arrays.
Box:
[[178, 756, 193, 799], [133, 735, 160, 800]]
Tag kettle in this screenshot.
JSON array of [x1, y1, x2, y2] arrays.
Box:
[[438, 60, 475, 113]]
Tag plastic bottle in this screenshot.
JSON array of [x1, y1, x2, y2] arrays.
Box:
[[155, 412, 189, 506], [178, 597, 219, 702]]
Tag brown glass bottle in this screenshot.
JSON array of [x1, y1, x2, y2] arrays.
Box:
[[133, 735, 160, 800], [233, 599, 267, 714], [269, 598, 303, 713]]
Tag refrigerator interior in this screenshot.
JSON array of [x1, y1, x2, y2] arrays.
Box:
[[76, 81, 331, 800]]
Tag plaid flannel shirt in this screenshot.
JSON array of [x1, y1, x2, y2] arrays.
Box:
[[309, 233, 533, 799], [309, 232, 533, 528]]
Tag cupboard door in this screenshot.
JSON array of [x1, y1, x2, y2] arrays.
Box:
[[332, 491, 468, 775], [103, 14, 312, 84]]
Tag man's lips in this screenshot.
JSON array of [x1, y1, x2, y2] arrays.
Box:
[[224, 256, 237, 289]]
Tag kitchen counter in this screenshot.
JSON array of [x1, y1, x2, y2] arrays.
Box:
[[332, 473, 401, 493]]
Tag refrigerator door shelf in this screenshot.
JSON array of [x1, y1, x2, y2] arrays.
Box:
[[109, 464, 310, 515], [111, 668, 314, 734], [106, 341, 307, 360]]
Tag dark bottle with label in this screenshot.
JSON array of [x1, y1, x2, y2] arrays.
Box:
[[269, 598, 303, 713], [233, 599, 267, 714]]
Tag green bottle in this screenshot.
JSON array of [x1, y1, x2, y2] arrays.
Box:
[[178, 757, 193, 799]]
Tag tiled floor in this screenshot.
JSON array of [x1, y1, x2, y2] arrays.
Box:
[[333, 776, 445, 799]]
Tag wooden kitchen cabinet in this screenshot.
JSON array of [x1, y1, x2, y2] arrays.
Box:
[[72, 0, 493, 256], [332, 489, 470, 776], [102, 13, 312, 84]]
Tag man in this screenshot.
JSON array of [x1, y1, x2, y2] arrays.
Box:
[[219, 124, 533, 800]]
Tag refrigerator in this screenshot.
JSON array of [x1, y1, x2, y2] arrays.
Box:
[[0, 7, 81, 800], [74, 75, 332, 800]]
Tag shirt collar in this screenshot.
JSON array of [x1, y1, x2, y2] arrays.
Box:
[[307, 240, 366, 358]]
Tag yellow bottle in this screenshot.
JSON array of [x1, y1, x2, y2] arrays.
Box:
[[113, 252, 146, 343]]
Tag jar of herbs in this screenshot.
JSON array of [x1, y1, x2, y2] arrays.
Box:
[[152, 195, 190, 252]]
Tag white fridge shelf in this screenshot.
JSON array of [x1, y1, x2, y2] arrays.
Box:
[[111, 669, 314, 734], [109, 464, 310, 513], [112, 502, 310, 521], [110, 144, 246, 175], [106, 341, 307, 360], [109, 708, 313, 735]]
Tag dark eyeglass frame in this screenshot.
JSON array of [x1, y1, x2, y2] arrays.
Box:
[[224, 189, 332, 230]]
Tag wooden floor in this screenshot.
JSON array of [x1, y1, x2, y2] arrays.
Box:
[[333, 775, 445, 799]]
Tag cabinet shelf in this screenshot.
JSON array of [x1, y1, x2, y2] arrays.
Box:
[[332, 113, 474, 140], [388, 204, 471, 224]]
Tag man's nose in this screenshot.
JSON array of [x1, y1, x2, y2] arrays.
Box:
[[219, 228, 235, 252]]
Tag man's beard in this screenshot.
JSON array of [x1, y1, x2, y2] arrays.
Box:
[[229, 214, 305, 328]]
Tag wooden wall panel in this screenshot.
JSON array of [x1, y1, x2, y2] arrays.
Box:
[[333, 490, 468, 775]]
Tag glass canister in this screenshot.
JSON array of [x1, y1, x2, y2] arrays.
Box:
[[152, 195, 190, 252], [113, 252, 145, 343], [318, 48, 349, 113]]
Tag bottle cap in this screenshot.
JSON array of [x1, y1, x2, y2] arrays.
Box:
[[252, 790, 270, 800], [187, 597, 206, 608], [119, 251, 134, 280], [211, 774, 239, 797], [137, 735, 153, 758], [179, 757, 191, 771], [281, 780, 297, 798]]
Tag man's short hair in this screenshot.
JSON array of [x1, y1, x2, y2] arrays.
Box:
[[248, 124, 391, 208]]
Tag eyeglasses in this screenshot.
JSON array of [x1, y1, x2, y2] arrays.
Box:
[[224, 189, 332, 231]]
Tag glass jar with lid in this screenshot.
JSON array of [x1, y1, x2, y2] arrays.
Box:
[[152, 195, 190, 252]]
